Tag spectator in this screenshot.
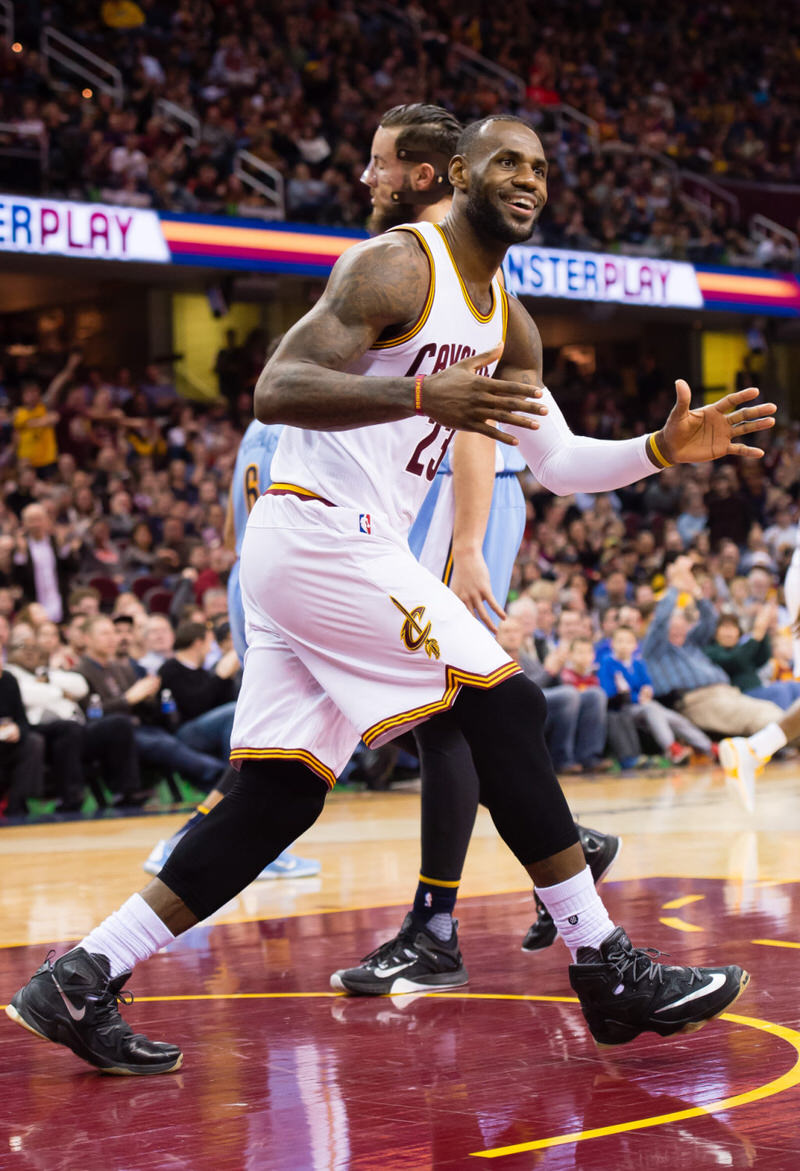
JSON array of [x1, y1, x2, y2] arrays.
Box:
[[12, 383, 59, 478], [0, 658, 44, 817], [517, 627, 609, 774], [12, 503, 80, 622], [123, 521, 158, 581], [563, 634, 640, 768], [76, 615, 225, 792], [5, 624, 146, 810], [159, 620, 239, 763], [67, 587, 101, 619], [599, 625, 713, 763], [138, 614, 176, 674], [705, 607, 800, 709], [641, 557, 786, 739], [214, 330, 246, 413]]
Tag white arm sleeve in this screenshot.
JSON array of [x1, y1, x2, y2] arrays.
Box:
[[503, 385, 660, 497]]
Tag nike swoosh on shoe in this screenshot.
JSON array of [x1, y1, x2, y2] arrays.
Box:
[[51, 973, 86, 1021], [375, 961, 414, 978], [654, 972, 727, 1013]]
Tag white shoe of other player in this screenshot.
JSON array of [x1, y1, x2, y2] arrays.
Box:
[[718, 737, 761, 814]]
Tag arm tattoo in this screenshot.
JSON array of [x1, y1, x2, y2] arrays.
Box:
[[254, 233, 432, 429]]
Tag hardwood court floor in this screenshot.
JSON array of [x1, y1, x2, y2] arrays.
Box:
[[2, 761, 800, 1170]]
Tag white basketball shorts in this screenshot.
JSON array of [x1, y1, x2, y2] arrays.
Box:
[[229, 492, 519, 787]]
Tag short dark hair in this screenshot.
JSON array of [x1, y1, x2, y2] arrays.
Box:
[[174, 620, 209, 651], [380, 103, 463, 192], [380, 103, 462, 154], [455, 115, 536, 160]]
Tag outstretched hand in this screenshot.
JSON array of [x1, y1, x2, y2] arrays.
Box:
[[424, 344, 548, 446], [655, 380, 776, 465]]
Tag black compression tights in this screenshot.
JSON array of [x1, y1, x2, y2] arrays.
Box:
[[448, 673, 579, 867], [414, 716, 480, 882], [159, 760, 327, 921]]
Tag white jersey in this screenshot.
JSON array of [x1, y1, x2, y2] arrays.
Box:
[[270, 221, 508, 536]]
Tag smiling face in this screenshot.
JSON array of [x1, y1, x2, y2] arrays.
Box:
[[455, 119, 548, 245]]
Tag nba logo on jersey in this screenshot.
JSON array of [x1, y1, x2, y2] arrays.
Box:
[[359, 513, 372, 534]]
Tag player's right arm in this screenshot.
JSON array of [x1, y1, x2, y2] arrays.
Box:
[[255, 234, 546, 442]]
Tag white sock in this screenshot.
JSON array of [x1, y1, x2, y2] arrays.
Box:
[[536, 866, 615, 961], [749, 722, 787, 762], [78, 893, 175, 978]]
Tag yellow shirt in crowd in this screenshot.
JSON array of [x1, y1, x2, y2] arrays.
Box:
[[13, 404, 57, 467]]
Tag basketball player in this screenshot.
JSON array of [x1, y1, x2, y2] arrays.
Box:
[[141, 405, 320, 881], [719, 517, 800, 809], [331, 105, 620, 998], [8, 116, 769, 1074], [783, 527, 800, 678]]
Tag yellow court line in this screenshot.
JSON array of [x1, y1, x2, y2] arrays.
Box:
[[752, 939, 800, 950], [471, 1010, 800, 1158], [5, 985, 792, 1161], [659, 916, 704, 933], [661, 894, 706, 910]]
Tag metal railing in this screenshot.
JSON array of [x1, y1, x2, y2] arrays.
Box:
[[750, 212, 799, 255], [233, 150, 285, 219], [40, 27, 123, 105], [553, 103, 600, 146], [154, 99, 200, 148], [677, 170, 740, 221], [0, 0, 13, 44], [450, 44, 525, 100], [0, 121, 48, 187]]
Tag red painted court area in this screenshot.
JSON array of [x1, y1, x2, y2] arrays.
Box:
[[2, 877, 799, 1170]]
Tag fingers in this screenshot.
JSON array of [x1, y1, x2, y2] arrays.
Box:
[[471, 420, 518, 444], [726, 404, 777, 425], [490, 377, 544, 400], [732, 417, 776, 436], [488, 393, 547, 414], [475, 600, 500, 634], [482, 592, 506, 629], [463, 342, 504, 370], [718, 386, 761, 409], [728, 443, 765, 459]]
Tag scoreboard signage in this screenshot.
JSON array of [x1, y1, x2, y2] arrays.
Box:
[[1, 194, 798, 316], [0, 194, 170, 263], [503, 246, 704, 309]]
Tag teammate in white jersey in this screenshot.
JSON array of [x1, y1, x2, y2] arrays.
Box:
[[9, 116, 771, 1073], [141, 414, 321, 882]]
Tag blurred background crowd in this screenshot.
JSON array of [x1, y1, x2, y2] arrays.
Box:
[[2, 0, 799, 265]]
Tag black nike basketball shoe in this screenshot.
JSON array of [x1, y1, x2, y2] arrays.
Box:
[[6, 948, 183, 1074], [569, 927, 750, 1046]]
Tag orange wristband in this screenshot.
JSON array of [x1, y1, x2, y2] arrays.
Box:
[[414, 373, 424, 415]]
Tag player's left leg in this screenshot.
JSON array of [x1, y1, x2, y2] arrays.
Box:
[[452, 674, 749, 1046]]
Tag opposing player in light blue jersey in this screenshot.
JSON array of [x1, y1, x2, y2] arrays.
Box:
[[409, 435, 527, 610], [227, 418, 286, 660], [143, 412, 320, 881]]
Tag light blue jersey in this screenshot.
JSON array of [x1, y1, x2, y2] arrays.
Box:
[[228, 420, 284, 658], [408, 441, 527, 614]]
